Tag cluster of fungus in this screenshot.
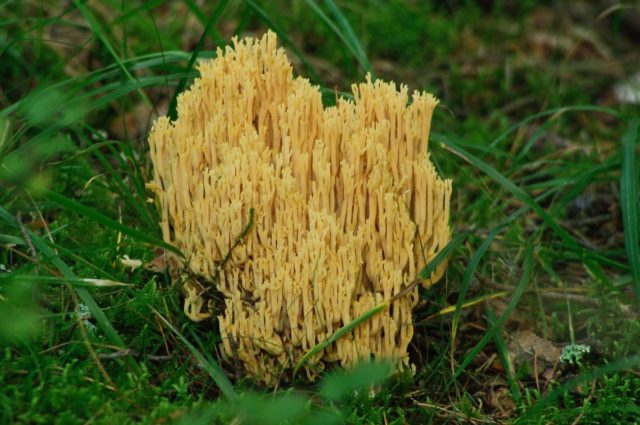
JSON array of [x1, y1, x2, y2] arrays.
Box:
[[147, 31, 452, 385]]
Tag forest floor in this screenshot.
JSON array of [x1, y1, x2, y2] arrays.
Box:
[[1, 1, 640, 424]]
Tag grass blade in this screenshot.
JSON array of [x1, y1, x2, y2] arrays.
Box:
[[418, 232, 468, 280], [517, 354, 640, 423], [486, 307, 522, 406], [437, 132, 617, 288], [6, 275, 131, 288], [446, 191, 553, 342], [434, 133, 578, 248], [295, 232, 467, 375], [73, 0, 151, 108], [242, 0, 322, 85], [48, 140, 120, 164], [322, 0, 371, 74], [111, 0, 164, 25], [78, 127, 157, 230], [0, 206, 134, 367], [39, 188, 183, 257], [294, 302, 388, 377], [302, 0, 372, 75], [168, 0, 229, 120], [450, 242, 534, 385], [448, 220, 517, 375], [620, 119, 640, 300], [319, 361, 393, 401], [153, 309, 237, 401], [489, 105, 620, 148], [418, 291, 509, 323]]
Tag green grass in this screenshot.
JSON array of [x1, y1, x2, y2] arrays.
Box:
[[1, 0, 640, 423]]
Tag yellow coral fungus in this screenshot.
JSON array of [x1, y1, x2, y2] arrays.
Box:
[[147, 31, 452, 384]]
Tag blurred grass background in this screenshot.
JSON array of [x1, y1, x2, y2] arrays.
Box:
[[1, 1, 639, 423]]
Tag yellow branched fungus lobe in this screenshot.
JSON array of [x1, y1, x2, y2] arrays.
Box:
[[147, 31, 452, 384]]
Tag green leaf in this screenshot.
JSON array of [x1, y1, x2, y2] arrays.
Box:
[[451, 215, 518, 347], [0, 206, 134, 369], [434, 133, 576, 247], [6, 275, 131, 288], [486, 307, 522, 406], [39, 188, 183, 257], [450, 242, 534, 385], [236, 392, 309, 425], [294, 301, 389, 377], [319, 361, 393, 401], [489, 105, 620, 148], [73, 0, 151, 107], [303, 0, 372, 75], [620, 119, 640, 301], [153, 310, 237, 400], [322, 0, 372, 74], [169, 0, 229, 120]]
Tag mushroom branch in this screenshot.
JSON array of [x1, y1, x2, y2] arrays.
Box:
[[147, 31, 452, 385]]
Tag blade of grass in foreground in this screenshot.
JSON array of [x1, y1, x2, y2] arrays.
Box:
[[447, 216, 518, 376], [153, 309, 237, 401], [302, 0, 372, 75], [449, 242, 534, 386], [418, 291, 509, 323], [322, 0, 372, 75], [319, 361, 393, 401], [0, 51, 206, 119], [168, 0, 229, 120], [486, 307, 522, 407], [489, 105, 620, 148], [294, 232, 468, 376], [75, 126, 157, 231], [111, 0, 165, 25], [0, 206, 137, 371], [39, 188, 183, 257], [450, 219, 512, 350], [434, 133, 576, 248], [436, 133, 614, 289], [436, 191, 554, 366], [73, 0, 151, 108], [9, 275, 131, 288], [620, 119, 640, 301], [417, 232, 468, 280]]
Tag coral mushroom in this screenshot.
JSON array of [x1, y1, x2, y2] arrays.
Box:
[[147, 31, 452, 384]]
